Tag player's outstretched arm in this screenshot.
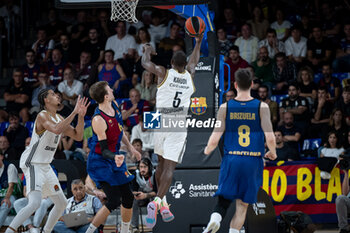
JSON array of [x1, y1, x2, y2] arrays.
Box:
[[186, 34, 203, 77], [141, 44, 166, 81], [37, 96, 86, 136], [204, 103, 226, 155], [63, 96, 90, 141], [260, 102, 277, 160]]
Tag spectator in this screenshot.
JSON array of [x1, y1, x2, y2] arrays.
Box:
[[92, 50, 126, 92], [3, 68, 31, 123], [158, 22, 185, 66], [70, 10, 89, 43], [318, 63, 341, 102], [0, 136, 18, 160], [272, 52, 297, 94], [148, 11, 167, 44], [131, 139, 150, 161], [43, 8, 66, 42], [258, 28, 285, 59], [333, 23, 350, 73], [53, 179, 102, 233], [105, 21, 136, 60], [247, 5, 269, 40], [221, 7, 241, 41], [60, 135, 85, 161], [297, 66, 317, 102], [131, 158, 157, 232], [321, 108, 348, 145], [82, 28, 104, 65], [307, 24, 332, 72], [320, 2, 341, 39], [270, 9, 291, 41], [224, 46, 249, 86], [336, 167, 350, 233], [252, 46, 274, 87], [13, 173, 54, 233], [0, 153, 19, 229], [135, 70, 157, 106], [234, 23, 259, 64], [318, 131, 344, 179], [46, 49, 68, 87], [73, 51, 93, 85], [300, 13, 312, 39], [279, 83, 310, 130], [30, 71, 55, 116], [55, 34, 74, 64], [136, 27, 155, 57], [217, 27, 234, 58], [58, 67, 83, 108], [121, 89, 150, 128], [32, 27, 54, 63], [22, 49, 41, 88], [131, 114, 154, 153], [3, 111, 29, 155], [277, 112, 302, 152], [93, 10, 112, 43], [285, 26, 307, 65], [308, 86, 333, 138], [225, 89, 236, 102], [258, 85, 278, 126], [335, 86, 350, 126], [275, 130, 300, 161]]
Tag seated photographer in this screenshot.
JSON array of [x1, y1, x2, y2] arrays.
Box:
[[131, 158, 157, 232], [53, 179, 102, 233], [336, 150, 350, 233], [318, 132, 345, 179]]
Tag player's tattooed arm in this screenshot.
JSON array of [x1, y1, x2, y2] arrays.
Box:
[[141, 44, 166, 81], [204, 103, 226, 155], [186, 34, 203, 77]]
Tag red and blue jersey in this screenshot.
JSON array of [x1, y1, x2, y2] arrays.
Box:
[[22, 63, 42, 85], [121, 99, 150, 127], [46, 61, 68, 87]]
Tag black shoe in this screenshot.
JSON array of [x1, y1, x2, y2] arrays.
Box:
[[340, 229, 350, 233]]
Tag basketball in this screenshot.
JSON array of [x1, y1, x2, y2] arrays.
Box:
[[185, 16, 206, 37]]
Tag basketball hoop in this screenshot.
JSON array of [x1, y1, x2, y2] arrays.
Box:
[[110, 0, 139, 23]]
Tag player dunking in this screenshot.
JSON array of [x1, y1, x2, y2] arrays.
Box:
[[85, 81, 141, 233], [203, 69, 277, 233], [5, 89, 89, 233], [141, 35, 203, 228]]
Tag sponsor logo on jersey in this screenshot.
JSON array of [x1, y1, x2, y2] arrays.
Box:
[[45, 146, 56, 151], [190, 97, 207, 115], [54, 184, 59, 192]]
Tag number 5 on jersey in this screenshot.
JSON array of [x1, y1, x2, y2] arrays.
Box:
[[173, 91, 182, 108]]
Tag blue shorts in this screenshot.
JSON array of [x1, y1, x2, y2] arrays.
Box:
[[215, 155, 263, 204], [87, 152, 134, 188]]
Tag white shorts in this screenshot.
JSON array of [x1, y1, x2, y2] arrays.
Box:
[[21, 164, 62, 197], [154, 131, 187, 163]]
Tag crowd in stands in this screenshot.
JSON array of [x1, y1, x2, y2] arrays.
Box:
[[0, 0, 349, 231]]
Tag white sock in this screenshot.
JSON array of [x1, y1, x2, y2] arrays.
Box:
[[229, 228, 239, 233], [209, 212, 222, 223], [4, 227, 15, 233], [162, 195, 168, 207], [120, 221, 131, 233], [85, 223, 97, 233], [154, 196, 162, 207]]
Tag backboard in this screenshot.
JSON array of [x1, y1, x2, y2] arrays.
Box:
[[55, 0, 210, 8]]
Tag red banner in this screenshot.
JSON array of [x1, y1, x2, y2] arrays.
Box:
[[263, 161, 345, 223]]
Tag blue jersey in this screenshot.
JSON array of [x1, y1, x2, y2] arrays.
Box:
[[223, 98, 265, 157]]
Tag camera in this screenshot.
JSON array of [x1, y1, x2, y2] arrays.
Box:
[[339, 148, 350, 170]]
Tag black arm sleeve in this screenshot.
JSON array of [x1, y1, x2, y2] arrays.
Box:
[[99, 139, 115, 160]]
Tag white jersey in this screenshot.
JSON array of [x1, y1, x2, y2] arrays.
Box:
[[20, 111, 62, 167], [156, 68, 195, 114]]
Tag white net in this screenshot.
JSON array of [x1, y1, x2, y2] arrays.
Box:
[[110, 0, 139, 23]]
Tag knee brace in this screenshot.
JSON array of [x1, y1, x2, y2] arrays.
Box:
[[213, 196, 231, 219], [105, 196, 121, 212], [121, 191, 134, 209]]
